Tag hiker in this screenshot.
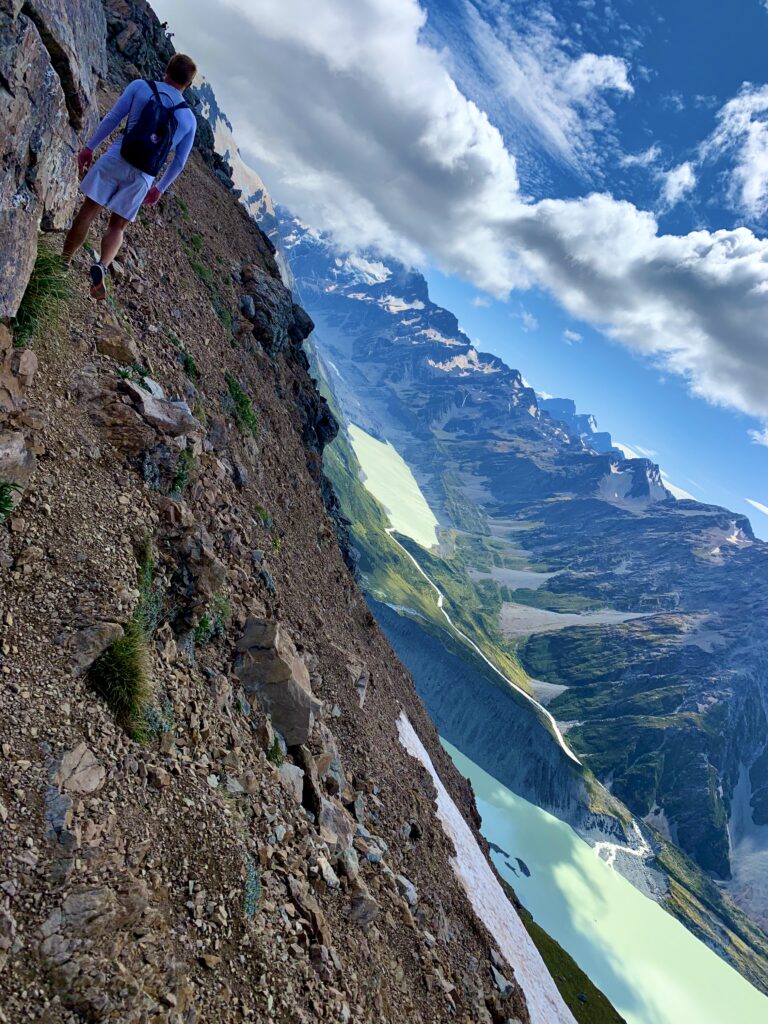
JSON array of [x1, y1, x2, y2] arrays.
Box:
[[62, 53, 198, 299]]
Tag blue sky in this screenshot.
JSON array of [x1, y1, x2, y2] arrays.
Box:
[[418, 0, 768, 534], [156, 0, 768, 537]]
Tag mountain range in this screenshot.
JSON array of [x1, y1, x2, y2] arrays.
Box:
[[201, 84, 768, 988]]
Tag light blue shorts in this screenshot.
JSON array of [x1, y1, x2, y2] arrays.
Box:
[[80, 150, 151, 222]]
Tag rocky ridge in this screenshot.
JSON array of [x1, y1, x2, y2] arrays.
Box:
[[0, 1, 598, 1022]]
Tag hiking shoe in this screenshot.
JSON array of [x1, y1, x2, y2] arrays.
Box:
[[89, 262, 107, 300]]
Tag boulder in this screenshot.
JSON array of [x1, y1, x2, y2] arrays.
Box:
[[69, 622, 123, 676], [122, 380, 201, 437], [317, 797, 354, 852], [0, 429, 36, 488], [234, 617, 321, 745], [23, 0, 107, 129], [55, 743, 106, 794], [348, 879, 380, 927], [96, 324, 139, 364], [278, 762, 305, 804]]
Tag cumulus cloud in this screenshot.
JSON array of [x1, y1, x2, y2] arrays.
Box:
[[749, 426, 768, 446], [659, 161, 696, 208], [155, 0, 768, 436], [562, 328, 583, 343], [704, 84, 768, 219]]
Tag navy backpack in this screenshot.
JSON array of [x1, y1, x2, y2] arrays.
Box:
[[121, 81, 188, 176]]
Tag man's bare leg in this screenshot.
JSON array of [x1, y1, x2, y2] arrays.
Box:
[[100, 212, 130, 268], [62, 198, 102, 263], [89, 212, 130, 300]]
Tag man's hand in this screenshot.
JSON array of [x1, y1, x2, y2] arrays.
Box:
[[77, 147, 94, 177], [143, 186, 162, 208]]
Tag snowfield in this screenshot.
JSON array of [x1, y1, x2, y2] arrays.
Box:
[[397, 713, 578, 1024]]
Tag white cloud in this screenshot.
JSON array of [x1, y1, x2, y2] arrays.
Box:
[[659, 161, 696, 208], [746, 497, 768, 516], [614, 441, 643, 460], [438, 1, 633, 174], [704, 84, 768, 219], [472, 295, 492, 307], [660, 472, 696, 501], [157, 0, 768, 437], [521, 310, 539, 332], [749, 426, 768, 446], [562, 328, 583, 343], [620, 144, 662, 168]]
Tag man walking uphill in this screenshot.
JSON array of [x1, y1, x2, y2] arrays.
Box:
[[62, 54, 198, 299]]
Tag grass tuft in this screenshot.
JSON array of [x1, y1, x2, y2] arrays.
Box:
[[12, 242, 72, 347], [88, 619, 151, 741], [225, 374, 258, 436], [88, 535, 162, 740], [0, 482, 21, 523]]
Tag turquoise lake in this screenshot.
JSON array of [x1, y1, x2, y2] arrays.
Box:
[[444, 740, 768, 1024]]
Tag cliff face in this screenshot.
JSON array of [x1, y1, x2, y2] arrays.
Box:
[[0, 0, 106, 317], [0, 3, 588, 1022]]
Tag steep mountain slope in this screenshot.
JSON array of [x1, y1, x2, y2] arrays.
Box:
[[0, 2, 604, 1021], [270, 215, 768, 977]]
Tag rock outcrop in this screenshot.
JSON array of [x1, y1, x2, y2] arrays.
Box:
[[0, 0, 106, 317]]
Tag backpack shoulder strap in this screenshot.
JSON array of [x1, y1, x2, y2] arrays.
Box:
[[171, 100, 189, 112], [147, 79, 161, 101]]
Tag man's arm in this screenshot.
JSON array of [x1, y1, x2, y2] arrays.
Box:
[[78, 81, 140, 175], [154, 121, 196, 194], [85, 81, 139, 152]]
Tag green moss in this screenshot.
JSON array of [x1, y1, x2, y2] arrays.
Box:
[[225, 374, 258, 435], [189, 232, 204, 252], [266, 737, 284, 766], [88, 538, 165, 740], [193, 596, 231, 646], [182, 351, 199, 379], [190, 258, 214, 287], [12, 242, 72, 347], [0, 482, 21, 523], [244, 857, 262, 918], [169, 449, 195, 497]]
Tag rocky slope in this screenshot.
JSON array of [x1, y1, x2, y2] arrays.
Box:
[[0, 2, 603, 1021], [268, 214, 768, 981]]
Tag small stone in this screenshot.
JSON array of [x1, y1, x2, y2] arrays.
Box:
[[148, 766, 171, 789], [395, 874, 418, 907]]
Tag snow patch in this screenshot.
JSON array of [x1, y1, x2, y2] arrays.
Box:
[[378, 294, 425, 313], [396, 714, 577, 1024]]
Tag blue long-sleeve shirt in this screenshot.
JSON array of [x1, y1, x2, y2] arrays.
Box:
[[86, 80, 197, 193]]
